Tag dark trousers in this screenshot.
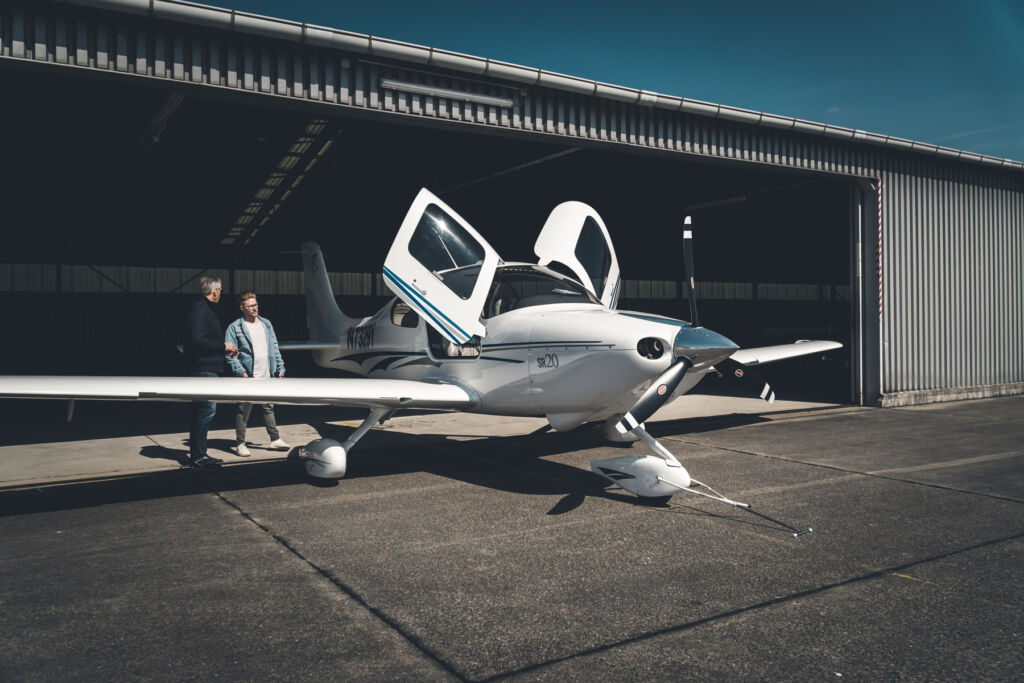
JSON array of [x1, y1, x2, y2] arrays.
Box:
[[188, 370, 218, 460], [235, 403, 280, 443]]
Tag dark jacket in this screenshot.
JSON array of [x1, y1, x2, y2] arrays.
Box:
[[186, 297, 225, 373]]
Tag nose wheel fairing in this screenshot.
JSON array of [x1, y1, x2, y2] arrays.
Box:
[[591, 455, 692, 498]]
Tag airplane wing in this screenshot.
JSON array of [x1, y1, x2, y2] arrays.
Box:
[[0, 376, 476, 411], [730, 340, 842, 366]]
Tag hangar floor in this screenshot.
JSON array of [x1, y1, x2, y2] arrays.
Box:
[[1, 395, 1022, 679]]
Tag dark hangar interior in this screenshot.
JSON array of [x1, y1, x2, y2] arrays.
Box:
[[2, 66, 852, 400]]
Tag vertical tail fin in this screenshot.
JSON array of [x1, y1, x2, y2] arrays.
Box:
[[301, 242, 355, 342]]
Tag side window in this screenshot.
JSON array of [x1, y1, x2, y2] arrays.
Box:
[[390, 300, 420, 328], [408, 204, 485, 300], [574, 216, 612, 296]]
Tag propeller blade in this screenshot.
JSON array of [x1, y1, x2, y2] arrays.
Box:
[[683, 216, 700, 328], [715, 358, 775, 404], [616, 358, 693, 433]]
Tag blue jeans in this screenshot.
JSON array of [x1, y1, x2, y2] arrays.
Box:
[[189, 371, 218, 460]]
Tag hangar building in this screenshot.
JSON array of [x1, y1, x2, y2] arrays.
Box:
[[1, 0, 1022, 407]]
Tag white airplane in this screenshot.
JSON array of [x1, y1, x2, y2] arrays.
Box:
[[0, 188, 840, 507]]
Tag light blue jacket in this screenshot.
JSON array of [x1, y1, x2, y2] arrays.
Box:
[[225, 316, 286, 378]]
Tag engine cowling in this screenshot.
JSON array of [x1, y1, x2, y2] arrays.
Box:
[[304, 439, 347, 478]]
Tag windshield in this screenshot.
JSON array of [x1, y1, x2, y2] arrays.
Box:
[[484, 266, 600, 318]]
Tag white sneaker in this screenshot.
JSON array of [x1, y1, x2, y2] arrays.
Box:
[[235, 443, 251, 457], [269, 439, 291, 451]]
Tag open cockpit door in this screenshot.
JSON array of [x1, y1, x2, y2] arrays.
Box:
[[383, 188, 500, 344], [533, 201, 621, 308]]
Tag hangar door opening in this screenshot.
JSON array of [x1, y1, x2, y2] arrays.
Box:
[[1, 66, 860, 404]]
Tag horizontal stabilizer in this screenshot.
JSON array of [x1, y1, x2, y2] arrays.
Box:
[[0, 376, 476, 411], [731, 340, 842, 366]]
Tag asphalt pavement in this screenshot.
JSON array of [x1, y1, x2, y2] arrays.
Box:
[[1, 395, 1022, 681]]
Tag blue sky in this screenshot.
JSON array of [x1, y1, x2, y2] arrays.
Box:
[[209, 0, 1024, 161]]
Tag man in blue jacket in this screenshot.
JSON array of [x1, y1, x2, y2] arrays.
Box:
[[186, 276, 238, 470], [225, 291, 290, 456]]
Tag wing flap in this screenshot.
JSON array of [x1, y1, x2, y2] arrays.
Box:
[[730, 340, 842, 366], [0, 376, 476, 411]]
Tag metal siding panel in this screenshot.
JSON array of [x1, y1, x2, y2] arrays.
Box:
[[1011, 184, 1022, 382], [152, 31, 164, 77], [244, 45, 254, 90], [116, 23, 128, 71], [324, 58, 335, 102], [354, 62, 364, 107], [11, 7, 24, 58], [310, 54, 321, 100], [76, 17, 88, 66], [207, 39, 220, 84], [340, 57, 350, 104], [438, 83, 449, 119], [134, 29, 146, 75], [273, 49, 285, 94], [942, 167, 950, 387], [33, 8, 45, 61], [978, 180, 988, 385], [260, 49, 270, 92], [226, 42, 237, 87], [926, 169, 938, 387], [413, 88, 423, 116], [892, 165, 904, 391], [965, 171, 977, 384], [97, 23, 109, 69], [369, 65, 378, 109], [191, 38, 202, 83], [423, 81, 434, 117], [172, 35, 183, 80], [55, 14, 67, 64]]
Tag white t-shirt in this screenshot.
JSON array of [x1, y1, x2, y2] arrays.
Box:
[[244, 319, 270, 378]]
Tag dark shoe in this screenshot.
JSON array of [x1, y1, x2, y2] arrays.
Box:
[[190, 456, 223, 470]]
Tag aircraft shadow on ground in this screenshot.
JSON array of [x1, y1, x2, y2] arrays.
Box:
[[0, 411, 814, 538], [0, 401, 375, 447]]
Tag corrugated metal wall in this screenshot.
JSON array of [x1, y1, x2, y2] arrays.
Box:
[[880, 163, 1024, 396], [2, 0, 1023, 402]]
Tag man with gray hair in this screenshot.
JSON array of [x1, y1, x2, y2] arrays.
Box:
[[185, 275, 238, 470]]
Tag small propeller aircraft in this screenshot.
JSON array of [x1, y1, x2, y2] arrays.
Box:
[[0, 188, 840, 507]]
